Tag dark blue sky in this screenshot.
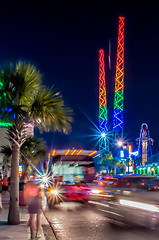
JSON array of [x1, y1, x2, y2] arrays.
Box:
[[1, 1, 159, 153]]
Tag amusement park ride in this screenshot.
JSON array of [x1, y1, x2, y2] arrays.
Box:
[[99, 16, 125, 152], [137, 123, 154, 165], [98, 17, 153, 166]]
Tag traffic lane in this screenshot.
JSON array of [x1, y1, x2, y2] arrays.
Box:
[[136, 190, 159, 203], [45, 202, 159, 240]]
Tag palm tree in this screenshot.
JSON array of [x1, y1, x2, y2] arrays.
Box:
[[100, 151, 121, 175], [0, 61, 72, 224], [2, 157, 11, 175], [20, 136, 47, 178], [100, 151, 113, 173], [1, 136, 47, 180]]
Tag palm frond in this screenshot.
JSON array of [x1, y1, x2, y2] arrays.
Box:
[[29, 88, 73, 133], [0, 145, 12, 158]]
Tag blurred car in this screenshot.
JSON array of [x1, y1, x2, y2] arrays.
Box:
[[97, 174, 158, 191], [88, 175, 159, 229], [46, 181, 91, 209]]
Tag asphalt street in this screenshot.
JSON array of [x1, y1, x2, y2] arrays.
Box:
[[45, 195, 159, 240]]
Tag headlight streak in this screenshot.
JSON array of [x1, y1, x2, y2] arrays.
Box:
[[91, 189, 103, 194], [119, 199, 159, 212], [47, 183, 68, 206]]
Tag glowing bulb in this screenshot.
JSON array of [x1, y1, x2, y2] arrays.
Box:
[[117, 141, 123, 147], [101, 132, 106, 138], [50, 189, 59, 196], [42, 176, 48, 183]]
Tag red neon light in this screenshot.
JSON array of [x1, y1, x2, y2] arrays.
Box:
[[52, 150, 56, 156], [71, 149, 76, 155], [99, 49, 107, 108], [76, 150, 83, 155], [65, 149, 70, 155], [128, 145, 132, 153], [89, 151, 97, 156]]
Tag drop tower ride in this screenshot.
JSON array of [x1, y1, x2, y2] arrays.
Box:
[[99, 49, 109, 152], [113, 17, 125, 142]]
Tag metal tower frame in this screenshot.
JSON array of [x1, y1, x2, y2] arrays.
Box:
[[99, 49, 109, 152], [113, 16, 125, 141]]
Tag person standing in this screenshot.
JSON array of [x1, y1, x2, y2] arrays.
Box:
[[2, 174, 8, 194], [24, 173, 43, 240], [0, 173, 2, 209]]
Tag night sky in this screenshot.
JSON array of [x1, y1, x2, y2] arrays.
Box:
[[1, 1, 159, 154]]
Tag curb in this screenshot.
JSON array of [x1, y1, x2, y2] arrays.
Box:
[[42, 210, 57, 240]]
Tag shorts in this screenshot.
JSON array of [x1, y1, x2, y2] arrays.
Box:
[[2, 186, 8, 192], [28, 196, 42, 214]]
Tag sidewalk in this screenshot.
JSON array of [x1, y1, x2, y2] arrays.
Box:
[[0, 192, 47, 240]]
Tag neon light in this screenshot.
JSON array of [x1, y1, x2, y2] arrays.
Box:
[[0, 80, 12, 127], [113, 17, 125, 140], [65, 149, 70, 155], [99, 49, 109, 152], [128, 145, 132, 153], [93, 154, 100, 158], [89, 151, 97, 156], [76, 150, 83, 155], [52, 150, 56, 156], [71, 149, 76, 155], [48, 153, 51, 159], [0, 122, 12, 127]]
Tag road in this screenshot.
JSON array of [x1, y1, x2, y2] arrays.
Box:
[[45, 192, 159, 240]]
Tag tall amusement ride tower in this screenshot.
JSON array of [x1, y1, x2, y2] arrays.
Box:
[[113, 17, 125, 142], [137, 123, 153, 165], [99, 49, 109, 152]]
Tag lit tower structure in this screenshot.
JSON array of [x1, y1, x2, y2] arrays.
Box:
[[113, 16, 125, 142], [99, 49, 109, 152], [137, 123, 154, 166]]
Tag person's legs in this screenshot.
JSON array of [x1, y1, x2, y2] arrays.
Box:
[[36, 213, 41, 237], [30, 214, 35, 239]]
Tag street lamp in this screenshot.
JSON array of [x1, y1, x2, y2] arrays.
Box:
[[101, 132, 106, 138], [117, 140, 123, 147]]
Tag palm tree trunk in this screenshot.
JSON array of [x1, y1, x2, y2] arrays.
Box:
[[8, 144, 20, 225]]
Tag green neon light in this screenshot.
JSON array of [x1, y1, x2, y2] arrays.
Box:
[[0, 122, 13, 127], [99, 106, 108, 121], [114, 92, 124, 110]]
